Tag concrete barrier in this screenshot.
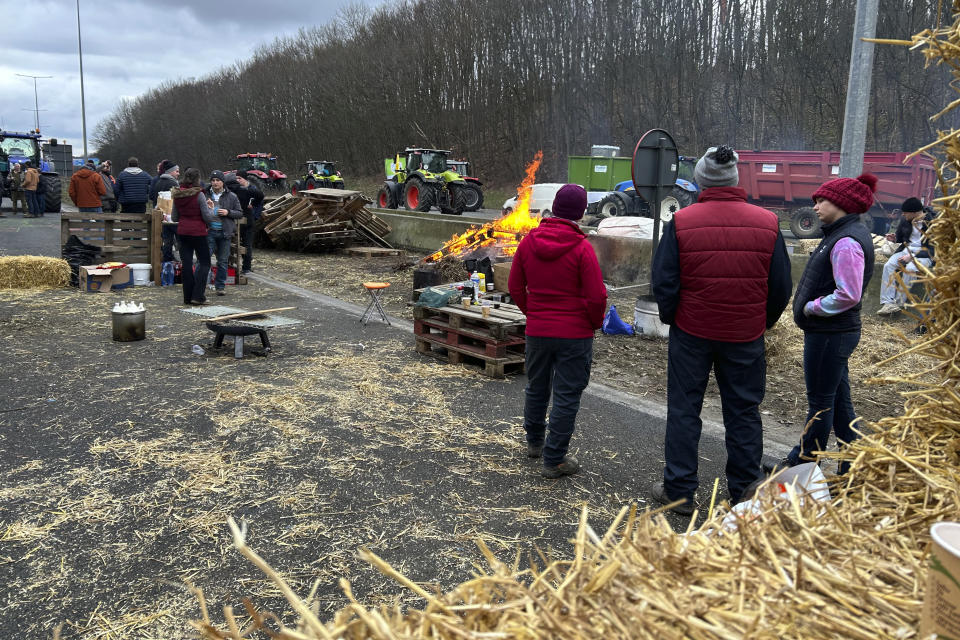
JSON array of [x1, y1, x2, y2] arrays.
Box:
[[375, 207, 889, 311]]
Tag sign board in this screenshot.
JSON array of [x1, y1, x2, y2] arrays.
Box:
[[761, 164, 778, 173]]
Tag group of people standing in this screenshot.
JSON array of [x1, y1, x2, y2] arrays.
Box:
[[166, 165, 263, 306], [62, 157, 263, 306], [2, 161, 43, 217], [510, 145, 914, 516]]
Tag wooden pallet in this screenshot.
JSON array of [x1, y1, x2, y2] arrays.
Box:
[[413, 303, 525, 341], [415, 335, 525, 378], [344, 246, 403, 257]]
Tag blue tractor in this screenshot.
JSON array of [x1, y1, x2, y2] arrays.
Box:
[[0, 131, 62, 213], [591, 155, 698, 223]]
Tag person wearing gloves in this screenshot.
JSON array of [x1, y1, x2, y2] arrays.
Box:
[[784, 173, 878, 474], [204, 170, 243, 296], [651, 145, 792, 514], [172, 168, 216, 306], [877, 196, 934, 315], [508, 184, 607, 479]]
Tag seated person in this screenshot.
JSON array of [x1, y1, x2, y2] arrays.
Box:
[[877, 197, 934, 315]]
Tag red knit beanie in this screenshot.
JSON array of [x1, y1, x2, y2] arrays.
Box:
[[552, 184, 588, 220], [811, 173, 878, 214]]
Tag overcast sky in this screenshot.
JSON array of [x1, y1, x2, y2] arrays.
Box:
[[0, 0, 383, 154]]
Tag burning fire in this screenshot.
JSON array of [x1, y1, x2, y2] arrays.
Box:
[[423, 151, 543, 263]]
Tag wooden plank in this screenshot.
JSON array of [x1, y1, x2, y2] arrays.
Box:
[[414, 334, 525, 379], [343, 247, 402, 257]]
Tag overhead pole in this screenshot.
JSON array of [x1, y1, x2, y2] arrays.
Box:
[[15, 73, 52, 132], [76, 0, 89, 163], [838, 0, 879, 178]]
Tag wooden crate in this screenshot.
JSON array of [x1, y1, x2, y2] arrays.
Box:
[[62, 211, 163, 284]]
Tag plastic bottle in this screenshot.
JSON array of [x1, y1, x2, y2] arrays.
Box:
[[470, 271, 481, 304], [161, 262, 175, 286]]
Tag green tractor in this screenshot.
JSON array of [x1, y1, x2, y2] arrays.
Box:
[[376, 148, 467, 215], [290, 160, 344, 195], [446, 159, 484, 211]]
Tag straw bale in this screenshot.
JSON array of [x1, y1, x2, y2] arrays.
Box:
[[187, 13, 960, 640], [0, 256, 70, 289]]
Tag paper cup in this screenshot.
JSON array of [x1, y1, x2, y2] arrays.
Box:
[[462, 299, 471, 309], [922, 521, 960, 638], [481, 306, 491, 318]]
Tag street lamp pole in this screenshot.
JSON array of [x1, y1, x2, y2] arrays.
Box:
[[76, 0, 89, 163], [15, 73, 52, 132]]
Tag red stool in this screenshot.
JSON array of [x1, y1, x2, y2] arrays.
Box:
[[361, 282, 391, 325]]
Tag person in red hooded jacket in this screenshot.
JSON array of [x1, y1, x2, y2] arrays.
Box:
[[508, 184, 607, 479]]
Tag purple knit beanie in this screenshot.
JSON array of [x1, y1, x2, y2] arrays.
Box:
[[551, 184, 588, 220]]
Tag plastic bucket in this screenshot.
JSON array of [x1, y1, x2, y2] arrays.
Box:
[[634, 295, 670, 339], [128, 263, 152, 286], [112, 310, 145, 342]]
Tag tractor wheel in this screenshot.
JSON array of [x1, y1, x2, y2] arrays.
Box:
[[335, 181, 345, 189], [306, 178, 317, 190], [440, 186, 466, 215], [670, 185, 696, 210], [790, 207, 822, 239], [40, 173, 61, 213], [376, 185, 397, 209], [404, 178, 435, 212], [291, 180, 301, 196], [461, 183, 484, 211], [597, 193, 627, 217], [247, 175, 267, 194], [275, 179, 287, 193]]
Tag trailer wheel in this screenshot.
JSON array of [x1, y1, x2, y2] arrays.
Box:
[[597, 193, 626, 217], [790, 207, 822, 239]]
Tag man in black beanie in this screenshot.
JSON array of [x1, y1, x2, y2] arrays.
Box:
[[877, 197, 934, 315], [651, 145, 793, 514]]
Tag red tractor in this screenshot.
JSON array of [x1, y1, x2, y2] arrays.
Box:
[[232, 153, 287, 193]]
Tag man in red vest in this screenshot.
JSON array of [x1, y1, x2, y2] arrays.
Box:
[[650, 145, 793, 515]]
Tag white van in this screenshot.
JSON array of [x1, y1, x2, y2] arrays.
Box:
[[501, 183, 604, 217]]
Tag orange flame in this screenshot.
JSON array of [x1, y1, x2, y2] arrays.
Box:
[[424, 151, 543, 262]]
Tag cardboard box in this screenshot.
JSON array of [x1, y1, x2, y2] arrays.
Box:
[[79, 266, 134, 292], [210, 266, 237, 285], [492, 261, 513, 293], [156, 192, 173, 215]]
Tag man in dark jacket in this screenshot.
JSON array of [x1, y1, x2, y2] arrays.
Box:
[[233, 170, 264, 273], [877, 197, 934, 315], [115, 157, 153, 213], [152, 161, 180, 261], [204, 170, 244, 295], [651, 145, 792, 514], [508, 184, 608, 479]]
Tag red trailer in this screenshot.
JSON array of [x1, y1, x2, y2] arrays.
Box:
[[735, 151, 938, 238]]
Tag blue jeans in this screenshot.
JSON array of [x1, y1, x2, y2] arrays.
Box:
[[207, 229, 230, 290], [523, 336, 593, 466], [26, 191, 42, 215], [787, 330, 862, 474], [79, 206, 103, 213], [664, 327, 766, 504]]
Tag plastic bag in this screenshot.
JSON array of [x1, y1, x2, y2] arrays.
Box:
[[414, 286, 461, 308], [602, 304, 634, 335]]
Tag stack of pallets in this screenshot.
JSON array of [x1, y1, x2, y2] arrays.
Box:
[[260, 189, 392, 252], [414, 302, 527, 378]]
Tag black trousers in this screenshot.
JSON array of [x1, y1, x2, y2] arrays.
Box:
[[523, 336, 593, 466], [178, 234, 211, 304], [663, 327, 766, 503]]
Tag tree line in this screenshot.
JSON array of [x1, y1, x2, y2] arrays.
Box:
[[94, 0, 954, 188]]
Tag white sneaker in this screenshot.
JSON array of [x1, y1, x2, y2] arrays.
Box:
[[877, 303, 900, 315]]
